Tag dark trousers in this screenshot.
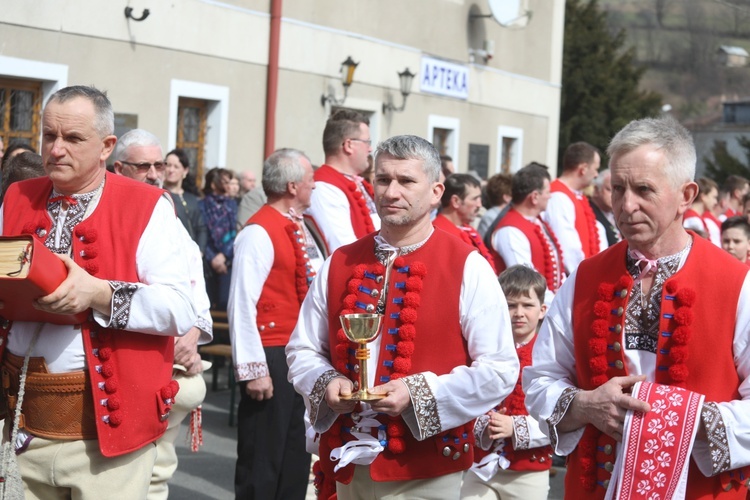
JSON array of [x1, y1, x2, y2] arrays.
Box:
[[235, 346, 311, 500]]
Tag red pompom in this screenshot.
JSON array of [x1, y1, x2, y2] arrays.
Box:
[[672, 326, 691, 344], [589, 338, 607, 356], [22, 222, 38, 235], [409, 261, 427, 277], [580, 457, 595, 474], [388, 437, 406, 454], [396, 341, 415, 357], [669, 364, 689, 382], [313, 460, 322, 475], [98, 347, 112, 361], [578, 437, 596, 456], [403, 292, 421, 309], [161, 386, 173, 400], [353, 265, 367, 279], [390, 372, 405, 380], [335, 344, 349, 358], [589, 356, 608, 374], [296, 267, 306, 278], [669, 345, 689, 363], [107, 396, 121, 411], [592, 319, 609, 338], [343, 295, 357, 310], [347, 279, 362, 294], [393, 356, 412, 373], [665, 280, 678, 295], [81, 246, 98, 259], [100, 362, 114, 378], [581, 474, 597, 492], [398, 324, 416, 341], [170, 380, 180, 396], [592, 375, 609, 387], [674, 307, 694, 326], [336, 329, 349, 342], [108, 411, 123, 426], [340, 309, 354, 316], [405, 276, 423, 292], [394, 257, 406, 268], [387, 422, 405, 437], [617, 276, 632, 290], [335, 361, 348, 374], [597, 283, 615, 300], [104, 378, 118, 394], [371, 263, 385, 276], [399, 307, 418, 324], [594, 301, 610, 319], [85, 262, 99, 275], [675, 288, 696, 307], [352, 190, 362, 198]]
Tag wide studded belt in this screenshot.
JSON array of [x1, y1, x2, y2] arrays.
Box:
[[2, 352, 97, 440]]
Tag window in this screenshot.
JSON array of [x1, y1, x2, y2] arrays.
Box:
[[0, 78, 43, 152], [176, 98, 208, 187], [497, 126, 524, 174], [428, 115, 460, 169]]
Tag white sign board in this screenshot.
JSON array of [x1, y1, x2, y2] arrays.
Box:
[[420, 56, 469, 100]]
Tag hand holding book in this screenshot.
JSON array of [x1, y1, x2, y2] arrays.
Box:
[[34, 253, 113, 317]]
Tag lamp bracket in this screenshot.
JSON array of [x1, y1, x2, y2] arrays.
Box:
[[125, 7, 150, 22]]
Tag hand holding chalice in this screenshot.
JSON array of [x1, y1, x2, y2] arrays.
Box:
[[339, 313, 385, 402]]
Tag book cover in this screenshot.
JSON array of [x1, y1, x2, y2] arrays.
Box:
[[0, 235, 89, 325]]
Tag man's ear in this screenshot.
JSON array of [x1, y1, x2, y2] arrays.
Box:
[[101, 134, 117, 163], [113, 161, 124, 175], [450, 194, 462, 209], [678, 182, 699, 215]]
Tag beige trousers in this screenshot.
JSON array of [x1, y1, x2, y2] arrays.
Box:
[[19, 437, 156, 500], [460, 468, 550, 500], [336, 465, 463, 500]]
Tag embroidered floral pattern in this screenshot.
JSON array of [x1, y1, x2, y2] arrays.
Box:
[[402, 373, 441, 440], [108, 281, 138, 329], [46, 188, 99, 255], [474, 413, 491, 448], [309, 370, 343, 425], [235, 361, 268, 381], [546, 386, 580, 451], [700, 402, 730, 475], [195, 316, 213, 337], [512, 415, 531, 450]]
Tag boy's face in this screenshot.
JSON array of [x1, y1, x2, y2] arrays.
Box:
[[722, 227, 750, 263], [506, 289, 547, 344]]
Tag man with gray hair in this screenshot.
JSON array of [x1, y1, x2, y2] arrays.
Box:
[[286, 135, 518, 498], [1, 86, 195, 497], [524, 116, 750, 498], [589, 168, 621, 247], [228, 148, 321, 498], [112, 128, 212, 499]]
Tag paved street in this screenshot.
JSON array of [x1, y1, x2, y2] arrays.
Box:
[[168, 369, 566, 499]]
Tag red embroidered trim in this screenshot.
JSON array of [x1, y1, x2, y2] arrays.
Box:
[[579, 275, 696, 490], [533, 220, 565, 292], [346, 180, 376, 234], [285, 224, 316, 304], [331, 257, 427, 455]]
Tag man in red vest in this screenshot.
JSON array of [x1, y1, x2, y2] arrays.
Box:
[[721, 175, 749, 219], [112, 128, 213, 500], [287, 134, 519, 499], [524, 116, 750, 499], [433, 173, 497, 272], [308, 109, 380, 252], [0, 86, 196, 497], [543, 141, 602, 274], [489, 163, 564, 300], [228, 148, 323, 499]]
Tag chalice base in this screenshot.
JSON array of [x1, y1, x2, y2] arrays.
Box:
[[340, 390, 385, 402]]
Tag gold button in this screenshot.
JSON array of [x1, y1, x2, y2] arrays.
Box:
[[605, 461, 614, 472], [614, 324, 622, 334], [612, 342, 621, 352], [604, 444, 613, 455], [602, 479, 610, 489], [615, 360, 624, 370], [616, 307, 624, 317], [442, 446, 451, 457], [618, 289, 628, 298]]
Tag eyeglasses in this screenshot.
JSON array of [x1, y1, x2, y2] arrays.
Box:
[[121, 161, 167, 172], [349, 138, 372, 146]]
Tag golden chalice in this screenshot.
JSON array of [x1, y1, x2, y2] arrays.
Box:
[[339, 313, 385, 402]]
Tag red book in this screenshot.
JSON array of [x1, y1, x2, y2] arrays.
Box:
[[0, 236, 89, 325]]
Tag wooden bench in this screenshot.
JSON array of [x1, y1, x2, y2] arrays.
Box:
[[200, 310, 237, 426]]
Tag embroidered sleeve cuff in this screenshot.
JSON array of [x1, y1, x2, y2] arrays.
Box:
[[474, 414, 492, 450], [195, 316, 213, 344], [235, 362, 268, 382], [308, 370, 346, 427], [106, 280, 139, 330], [545, 386, 581, 452], [400, 373, 442, 441], [698, 402, 731, 476], [511, 415, 531, 450]]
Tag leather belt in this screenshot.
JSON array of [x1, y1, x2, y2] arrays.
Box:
[[2, 352, 97, 440]]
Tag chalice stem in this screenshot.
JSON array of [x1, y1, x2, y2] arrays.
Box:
[[356, 345, 369, 398]]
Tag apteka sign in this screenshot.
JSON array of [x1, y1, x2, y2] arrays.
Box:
[[420, 56, 469, 100]]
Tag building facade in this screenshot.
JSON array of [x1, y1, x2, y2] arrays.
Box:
[[0, 0, 564, 183]]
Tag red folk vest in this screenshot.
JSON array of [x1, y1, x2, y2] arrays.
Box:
[[246, 205, 309, 346], [321, 230, 475, 483], [567, 234, 749, 498], [3, 173, 177, 457], [432, 214, 497, 273], [550, 179, 600, 258], [313, 165, 375, 239], [684, 208, 709, 232], [491, 208, 565, 293], [474, 337, 553, 472]]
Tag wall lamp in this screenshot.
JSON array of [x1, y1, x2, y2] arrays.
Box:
[[321, 56, 359, 107], [383, 68, 416, 114], [124, 7, 150, 21]]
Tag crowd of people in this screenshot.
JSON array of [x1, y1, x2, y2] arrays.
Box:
[[1, 85, 750, 500]]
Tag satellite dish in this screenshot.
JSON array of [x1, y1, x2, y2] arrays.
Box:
[[487, 0, 530, 27]]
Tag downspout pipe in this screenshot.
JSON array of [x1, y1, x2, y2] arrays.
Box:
[[264, 0, 282, 159]]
